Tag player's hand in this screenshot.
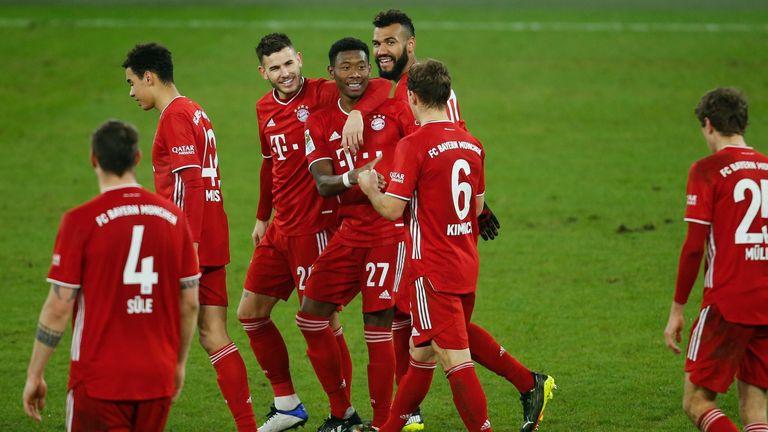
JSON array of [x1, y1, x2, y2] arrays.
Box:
[[357, 170, 380, 196], [664, 302, 685, 354], [23, 374, 47, 422], [478, 202, 500, 241], [350, 156, 382, 185], [252, 219, 269, 247], [341, 110, 364, 155], [172, 364, 186, 402]]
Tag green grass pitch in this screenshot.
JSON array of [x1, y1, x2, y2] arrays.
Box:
[[2, 2, 768, 431]]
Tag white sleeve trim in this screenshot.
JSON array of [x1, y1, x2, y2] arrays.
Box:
[[262, 154, 272, 159], [171, 164, 202, 173], [307, 157, 333, 172], [46, 278, 81, 289], [475, 191, 486, 197], [684, 218, 711, 225], [385, 191, 411, 202], [180, 273, 202, 282]]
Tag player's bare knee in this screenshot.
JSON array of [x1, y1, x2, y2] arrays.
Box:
[[236, 291, 276, 320], [363, 308, 394, 328], [409, 344, 436, 363]]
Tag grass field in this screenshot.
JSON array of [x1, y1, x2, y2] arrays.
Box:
[[2, 2, 768, 431]]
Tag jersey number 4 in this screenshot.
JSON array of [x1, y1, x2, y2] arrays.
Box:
[[123, 225, 158, 294], [734, 178, 768, 244]]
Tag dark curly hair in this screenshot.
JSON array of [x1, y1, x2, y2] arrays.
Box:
[[695, 87, 748, 136], [122, 42, 174, 84]]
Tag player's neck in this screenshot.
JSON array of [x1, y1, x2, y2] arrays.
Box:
[[416, 107, 450, 125], [97, 171, 139, 193], [712, 134, 747, 152], [154, 84, 182, 112], [339, 94, 360, 113]]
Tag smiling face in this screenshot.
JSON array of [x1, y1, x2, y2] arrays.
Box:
[[372, 23, 415, 80], [329, 49, 371, 102], [125, 67, 156, 111], [259, 46, 303, 99]]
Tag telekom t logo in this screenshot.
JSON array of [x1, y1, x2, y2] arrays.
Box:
[[270, 134, 287, 160]]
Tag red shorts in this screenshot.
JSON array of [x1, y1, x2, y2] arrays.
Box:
[[66, 385, 171, 432], [304, 239, 405, 313], [410, 277, 475, 350], [199, 265, 228, 306], [394, 261, 412, 315], [685, 303, 768, 393], [244, 224, 333, 303]]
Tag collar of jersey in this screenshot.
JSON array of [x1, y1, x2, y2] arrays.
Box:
[[100, 183, 142, 194], [271, 77, 305, 106], [160, 95, 186, 117]]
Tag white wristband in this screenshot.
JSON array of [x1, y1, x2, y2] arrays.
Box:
[[342, 171, 352, 188]]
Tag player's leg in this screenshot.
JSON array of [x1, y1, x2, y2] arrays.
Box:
[[297, 241, 365, 430], [738, 380, 768, 431], [197, 266, 256, 432], [67, 385, 132, 432], [329, 310, 353, 400], [362, 307, 396, 428], [378, 343, 437, 432], [682, 305, 752, 432], [468, 322, 535, 393], [737, 325, 768, 431], [392, 268, 424, 431], [683, 376, 736, 432], [132, 397, 172, 432]]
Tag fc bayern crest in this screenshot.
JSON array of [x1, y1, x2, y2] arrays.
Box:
[[371, 114, 386, 131], [296, 105, 310, 123]]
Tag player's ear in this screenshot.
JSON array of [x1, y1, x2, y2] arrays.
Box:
[[144, 70, 153, 86], [258, 65, 268, 80], [90, 152, 98, 169], [407, 36, 416, 54], [295, 51, 303, 68], [134, 150, 142, 167], [327, 65, 335, 79]]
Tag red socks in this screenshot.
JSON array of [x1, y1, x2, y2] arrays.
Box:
[[364, 325, 396, 427], [392, 315, 412, 386], [209, 342, 257, 432], [698, 408, 738, 432], [446, 361, 492, 432], [335, 326, 353, 399], [296, 311, 350, 418], [240, 317, 295, 396], [379, 358, 436, 432], [468, 322, 534, 393]]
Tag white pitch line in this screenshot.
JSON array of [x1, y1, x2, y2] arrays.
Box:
[[0, 17, 766, 33]]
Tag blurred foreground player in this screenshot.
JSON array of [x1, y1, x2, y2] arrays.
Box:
[[359, 60, 555, 432], [22, 120, 200, 431], [664, 87, 768, 432], [123, 43, 257, 431]]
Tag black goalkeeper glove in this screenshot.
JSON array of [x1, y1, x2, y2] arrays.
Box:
[[478, 202, 500, 241]]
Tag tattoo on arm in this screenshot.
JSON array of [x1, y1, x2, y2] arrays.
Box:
[[36, 322, 64, 348], [180, 279, 199, 290], [52, 284, 78, 303]]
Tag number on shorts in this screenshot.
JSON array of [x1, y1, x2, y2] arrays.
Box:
[[365, 262, 389, 287]]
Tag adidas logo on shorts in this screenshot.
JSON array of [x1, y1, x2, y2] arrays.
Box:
[[379, 290, 391, 300]]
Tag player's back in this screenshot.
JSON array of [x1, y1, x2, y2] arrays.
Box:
[[256, 79, 338, 235], [48, 186, 198, 401], [686, 145, 768, 324], [389, 121, 485, 293]]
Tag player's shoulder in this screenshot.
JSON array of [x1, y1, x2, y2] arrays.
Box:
[[256, 90, 277, 110], [372, 98, 410, 116]]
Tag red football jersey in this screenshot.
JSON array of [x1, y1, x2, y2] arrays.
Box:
[[684, 145, 768, 325], [394, 73, 464, 127], [256, 78, 391, 236], [385, 121, 486, 294], [46, 185, 200, 400], [305, 98, 416, 247], [153, 96, 229, 266]]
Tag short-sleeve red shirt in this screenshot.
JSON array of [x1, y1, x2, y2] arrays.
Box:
[[305, 98, 416, 247], [684, 145, 768, 325], [47, 185, 200, 400], [153, 96, 229, 266], [385, 121, 486, 294]]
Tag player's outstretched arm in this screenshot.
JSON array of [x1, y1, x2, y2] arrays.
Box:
[[174, 279, 199, 401], [358, 168, 406, 221], [23, 284, 77, 422], [478, 202, 501, 241]]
